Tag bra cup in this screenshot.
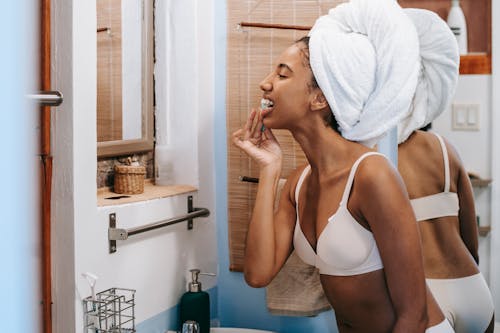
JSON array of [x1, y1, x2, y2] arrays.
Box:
[[293, 219, 316, 266], [317, 208, 376, 271], [292, 152, 385, 276]]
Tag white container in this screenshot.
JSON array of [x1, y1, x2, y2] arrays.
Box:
[[155, 145, 176, 186], [447, 0, 468, 55]]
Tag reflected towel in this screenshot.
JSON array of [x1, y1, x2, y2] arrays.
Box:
[[266, 178, 330, 317], [398, 9, 460, 143], [266, 250, 330, 317]]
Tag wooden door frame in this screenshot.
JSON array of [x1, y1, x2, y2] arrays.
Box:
[[40, 0, 53, 332]]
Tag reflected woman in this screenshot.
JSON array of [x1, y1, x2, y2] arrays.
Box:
[[399, 129, 495, 333], [397, 9, 495, 333]]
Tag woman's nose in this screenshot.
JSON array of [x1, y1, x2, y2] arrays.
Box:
[[259, 74, 273, 92]]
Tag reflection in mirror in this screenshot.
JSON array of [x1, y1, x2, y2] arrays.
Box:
[[96, 0, 153, 157]]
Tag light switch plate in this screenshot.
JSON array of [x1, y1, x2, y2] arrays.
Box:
[[466, 104, 480, 130], [452, 103, 480, 131]]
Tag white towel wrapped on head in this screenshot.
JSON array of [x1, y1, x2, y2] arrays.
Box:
[[397, 9, 460, 143], [308, 0, 420, 147]]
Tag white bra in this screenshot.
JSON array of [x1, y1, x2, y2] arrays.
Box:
[[410, 133, 459, 221], [293, 152, 384, 276]]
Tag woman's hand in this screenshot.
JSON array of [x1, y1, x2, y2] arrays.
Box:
[[232, 109, 293, 287], [232, 109, 282, 168]]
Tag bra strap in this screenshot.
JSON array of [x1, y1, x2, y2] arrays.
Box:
[[339, 152, 385, 206], [432, 132, 451, 192], [295, 165, 311, 204]]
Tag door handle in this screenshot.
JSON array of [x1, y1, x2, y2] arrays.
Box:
[[27, 90, 63, 106]]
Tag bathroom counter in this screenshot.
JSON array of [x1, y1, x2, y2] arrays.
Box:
[[98, 180, 197, 206]]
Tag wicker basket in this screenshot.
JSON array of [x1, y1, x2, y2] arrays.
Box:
[[113, 162, 146, 194]]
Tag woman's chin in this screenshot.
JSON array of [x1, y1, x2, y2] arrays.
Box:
[[260, 108, 273, 118]]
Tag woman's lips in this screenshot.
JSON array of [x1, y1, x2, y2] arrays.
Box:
[[260, 98, 274, 117]]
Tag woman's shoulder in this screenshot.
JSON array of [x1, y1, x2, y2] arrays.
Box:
[[400, 130, 438, 151], [398, 130, 444, 167], [417, 130, 465, 173], [435, 134, 464, 166], [356, 152, 393, 175], [353, 152, 403, 194], [281, 164, 311, 205], [348, 152, 393, 185], [288, 164, 310, 181], [348, 152, 410, 217]]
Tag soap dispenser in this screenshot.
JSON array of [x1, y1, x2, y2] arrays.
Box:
[[179, 269, 210, 333]]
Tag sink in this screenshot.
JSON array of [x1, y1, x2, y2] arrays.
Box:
[[210, 328, 277, 333]]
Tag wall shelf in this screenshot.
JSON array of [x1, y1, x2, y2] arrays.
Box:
[[470, 177, 492, 187], [478, 225, 491, 237], [97, 179, 197, 206], [468, 172, 492, 187], [459, 54, 491, 75]]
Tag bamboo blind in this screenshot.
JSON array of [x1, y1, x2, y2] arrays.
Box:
[[226, 0, 346, 272], [97, 0, 123, 142]]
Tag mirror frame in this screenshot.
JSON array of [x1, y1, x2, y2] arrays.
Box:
[[97, 0, 154, 158]]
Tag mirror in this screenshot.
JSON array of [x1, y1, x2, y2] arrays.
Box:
[[96, 0, 154, 157]]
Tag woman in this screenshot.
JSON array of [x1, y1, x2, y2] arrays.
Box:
[[398, 130, 495, 333], [396, 9, 495, 333], [233, 1, 451, 331]]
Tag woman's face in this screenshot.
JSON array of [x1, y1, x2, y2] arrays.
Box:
[[259, 42, 318, 129]]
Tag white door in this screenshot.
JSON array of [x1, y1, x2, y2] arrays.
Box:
[[0, 2, 41, 332]]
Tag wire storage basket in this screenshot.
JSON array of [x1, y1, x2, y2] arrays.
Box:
[[83, 287, 136, 333]]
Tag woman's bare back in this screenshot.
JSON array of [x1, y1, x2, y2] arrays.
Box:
[[398, 130, 479, 279]]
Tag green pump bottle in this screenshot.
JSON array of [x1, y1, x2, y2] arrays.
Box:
[[179, 269, 210, 333]]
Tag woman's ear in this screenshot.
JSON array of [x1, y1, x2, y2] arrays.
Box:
[[310, 91, 328, 111]]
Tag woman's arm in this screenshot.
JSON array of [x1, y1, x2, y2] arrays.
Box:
[[232, 110, 297, 287], [447, 141, 479, 264], [352, 156, 428, 333], [243, 166, 297, 287]]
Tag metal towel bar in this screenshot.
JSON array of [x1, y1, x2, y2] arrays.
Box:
[[108, 195, 210, 253]]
